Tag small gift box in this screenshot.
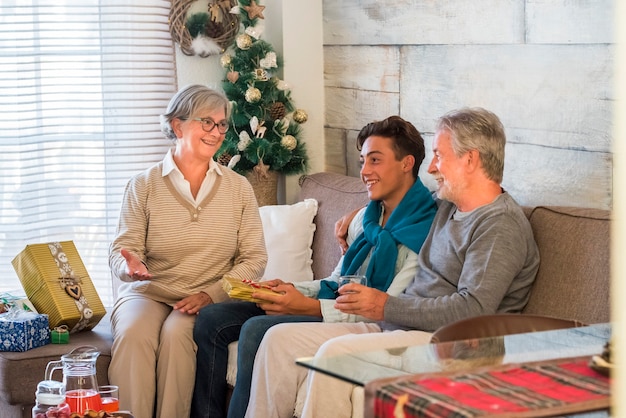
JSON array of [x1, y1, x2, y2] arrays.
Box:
[[50, 325, 70, 344], [0, 311, 50, 352]]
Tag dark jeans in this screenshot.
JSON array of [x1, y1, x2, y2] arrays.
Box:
[[190, 301, 321, 418], [227, 314, 322, 418], [191, 302, 264, 418]]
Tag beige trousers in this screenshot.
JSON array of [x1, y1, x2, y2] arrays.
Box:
[[108, 295, 197, 418], [245, 322, 430, 418], [300, 329, 432, 418]]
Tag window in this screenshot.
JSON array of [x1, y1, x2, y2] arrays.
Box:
[[0, 1, 177, 306]]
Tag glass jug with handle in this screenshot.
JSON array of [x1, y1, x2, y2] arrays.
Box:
[[46, 345, 102, 414]]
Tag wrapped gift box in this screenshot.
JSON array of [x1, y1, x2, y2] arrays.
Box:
[[50, 325, 70, 344], [0, 292, 38, 313], [0, 312, 50, 352], [12, 241, 106, 333]]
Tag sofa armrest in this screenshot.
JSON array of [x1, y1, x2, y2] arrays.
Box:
[[523, 206, 610, 323]]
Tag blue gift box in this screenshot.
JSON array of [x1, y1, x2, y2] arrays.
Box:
[[0, 312, 50, 352]]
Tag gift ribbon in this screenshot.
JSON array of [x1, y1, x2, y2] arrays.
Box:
[[48, 242, 93, 333]]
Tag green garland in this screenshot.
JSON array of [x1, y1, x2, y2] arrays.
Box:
[[186, 12, 209, 38], [216, 0, 309, 176]]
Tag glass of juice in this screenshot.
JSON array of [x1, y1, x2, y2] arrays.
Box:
[[65, 388, 102, 415], [98, 385, 120, 413]]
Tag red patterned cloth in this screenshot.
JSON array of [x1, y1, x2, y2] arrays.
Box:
[[372, 357, 610, 418]]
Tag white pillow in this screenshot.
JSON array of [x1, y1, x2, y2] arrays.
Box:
[[259, 198, 318, 282]]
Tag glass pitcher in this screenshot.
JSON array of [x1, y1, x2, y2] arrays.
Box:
[[46, 345, 102, 414]]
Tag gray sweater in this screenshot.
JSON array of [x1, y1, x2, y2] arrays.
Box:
[[382, 193, 540, 332]]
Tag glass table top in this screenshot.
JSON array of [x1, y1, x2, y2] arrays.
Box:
[[296, 322, 611, 387]]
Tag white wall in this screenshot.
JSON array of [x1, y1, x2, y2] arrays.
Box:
[[613, 0, 625, 412], [175, 0, 324, 204], [323, 0, 614, 210]]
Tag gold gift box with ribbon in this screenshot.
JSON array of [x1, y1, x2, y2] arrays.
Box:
[[11, 241, 106, 333]]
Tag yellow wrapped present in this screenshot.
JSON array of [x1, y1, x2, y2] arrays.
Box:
[[222, 277, 282, 303], [11, 241, 106, 333]]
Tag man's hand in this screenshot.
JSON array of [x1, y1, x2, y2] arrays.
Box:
[[334, 284, 388, 321], [259, 278, 289, 287], [174, 291, 213, 315], [253, 284, 321, 317], [121, 248, 153, 281], [335, 207, 362, 254]]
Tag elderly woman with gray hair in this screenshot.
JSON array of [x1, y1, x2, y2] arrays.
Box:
[[108, 84, 267, 418]]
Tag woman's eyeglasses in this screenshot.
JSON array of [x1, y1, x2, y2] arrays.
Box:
[[192, 117, 230, 134]]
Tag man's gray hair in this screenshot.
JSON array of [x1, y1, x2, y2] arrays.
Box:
[[436, 107, 506, 184]]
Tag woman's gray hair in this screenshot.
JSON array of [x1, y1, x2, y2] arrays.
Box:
[[160, 84, 231, 141], [436, 107, 506, 184]]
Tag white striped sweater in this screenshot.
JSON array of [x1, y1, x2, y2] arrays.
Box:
[[109, 161, 267, 305]]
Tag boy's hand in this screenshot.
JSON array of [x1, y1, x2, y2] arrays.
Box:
[[254, 284, 321, 317]]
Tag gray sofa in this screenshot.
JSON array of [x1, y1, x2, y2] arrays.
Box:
[[0, 172, 611, 417]]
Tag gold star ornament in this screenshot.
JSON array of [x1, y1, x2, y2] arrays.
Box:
[[253, 159, 270, 179], [243, 0, 265, 20]]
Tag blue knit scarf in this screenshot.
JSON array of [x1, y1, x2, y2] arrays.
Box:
[[318, 178, 437, 299]]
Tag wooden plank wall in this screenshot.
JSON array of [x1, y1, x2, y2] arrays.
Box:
[[323, 0, 614, 210]]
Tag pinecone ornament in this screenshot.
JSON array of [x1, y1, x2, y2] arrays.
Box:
[[217, 152, 232, 166], [206, 20, 225, 39], [270, 102, 286, 120]]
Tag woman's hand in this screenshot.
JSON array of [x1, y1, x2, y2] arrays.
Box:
[[174, 291, 213, 315], [121, 248, 153, 281]]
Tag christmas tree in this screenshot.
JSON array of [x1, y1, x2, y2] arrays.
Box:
[[216, 0, 309, 177]]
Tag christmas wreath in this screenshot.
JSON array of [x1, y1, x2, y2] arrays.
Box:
[[169, 0, 240, 57]]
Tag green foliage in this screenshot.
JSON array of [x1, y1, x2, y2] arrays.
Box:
[[216, 0, 309, 176], [186, 13, 209, 38]]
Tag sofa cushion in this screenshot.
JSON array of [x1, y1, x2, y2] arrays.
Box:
[[523, 206, 610, 324], [259, 198, 318, 282], [298, 173, 369, 280]]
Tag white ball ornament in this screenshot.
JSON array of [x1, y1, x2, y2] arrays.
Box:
[[245, 87, 262, 103], [281, 135, 297, 151], [236, 33, 253, 50], [220, 54, 232, 68], [293, 109, 308, 124]]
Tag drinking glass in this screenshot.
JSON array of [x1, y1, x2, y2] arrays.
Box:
[[98, 385, 120, 413], [65, 389, 102, 415], [339, 275, 367, 293]]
